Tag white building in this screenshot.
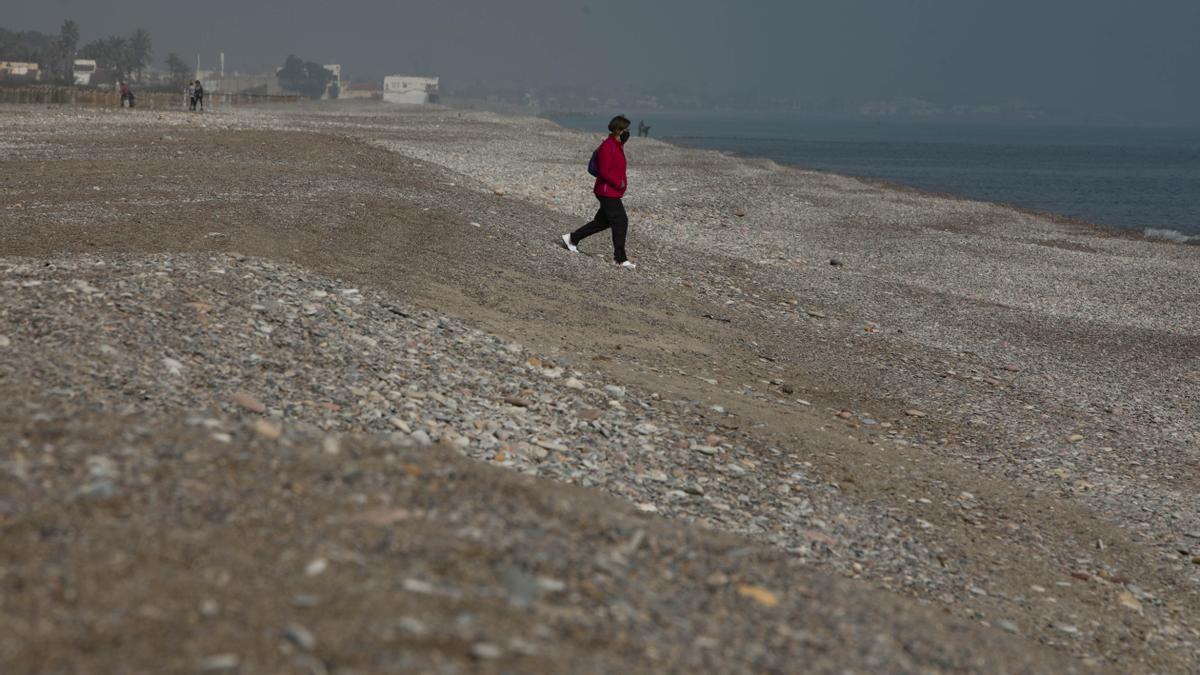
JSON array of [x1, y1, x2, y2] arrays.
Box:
[[382, 75, 438, 104], [0, 61, 40, 82], [73, 59, 97, 86]]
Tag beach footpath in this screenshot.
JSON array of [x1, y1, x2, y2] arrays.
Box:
[[1, 102, 1197, 673]]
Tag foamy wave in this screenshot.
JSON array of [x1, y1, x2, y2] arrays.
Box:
[[1143, 228, 1199, 244]]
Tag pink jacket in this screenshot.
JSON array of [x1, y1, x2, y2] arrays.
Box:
[[593, 135, 627, 199]]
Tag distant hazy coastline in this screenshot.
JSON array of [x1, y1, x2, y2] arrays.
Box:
[[549, 111, 1200, 243]]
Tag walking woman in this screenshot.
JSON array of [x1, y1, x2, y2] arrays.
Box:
[[562, 115, 636, 269]]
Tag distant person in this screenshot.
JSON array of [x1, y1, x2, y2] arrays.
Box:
[[193, 80, 205, 111], [119, 82, 134, 108], [637, 120, 651, 137], [561, 115, 636, 269], [186, 81, 196, 110]]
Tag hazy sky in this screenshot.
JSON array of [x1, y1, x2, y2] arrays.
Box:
[[9, 0, 1200, 121]]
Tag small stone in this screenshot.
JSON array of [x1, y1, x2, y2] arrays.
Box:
[[564, 377, 586, 390], [996, 619, 1019, 634], [403, 578, 437, 594], [199, 599, 220, 617], [1118, 590, 1143, 612], [398, 617, 428, 635], [389, 417, 411, 432], [1068, 434, 1085, 443], [284, 623, 317, 651], [321, 435, 341, 455], [503, 395, 532, 408], [695, 445, 720, 456], [577, 408, 602, 421], [534, 439, 568, 453], [162, 357, 184, 375], [355, 508, 411, 525], [603, 385, 626, 399], [635, 502, 659, 513], [305, 558, 328, 576], [0, 335, 10, 348], [706, 572, 730, 587], [470, 643, 503, 660], [231, 391, 266, 414], [905, 409, 927, 418], [199, 654, 240, 672], [411, 430, 432, 446], [254, 419, 282, 440], [290, 595, 321, 608], [736, 584, 780, 608], [79, 480, 117, 501], [829, 258, 844, 267], [536, 577, 567, 592]]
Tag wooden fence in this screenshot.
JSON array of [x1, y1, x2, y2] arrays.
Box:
[[0, 86, 303, 110]]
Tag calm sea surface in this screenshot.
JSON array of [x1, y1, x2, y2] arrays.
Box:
[[551, 114, 1200, 240]]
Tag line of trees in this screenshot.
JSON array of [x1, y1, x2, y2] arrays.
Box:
[[77, 27, 152, 82], [0, 20, 79, 83], [3, 23, 338, 96], [0, 20, 153, 84]]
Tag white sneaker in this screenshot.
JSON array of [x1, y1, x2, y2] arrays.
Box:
[[616, 260, 637, 269], [561, 234, 578, 253]]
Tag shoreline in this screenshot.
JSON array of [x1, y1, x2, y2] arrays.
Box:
[[536, 107, 1199, 246]]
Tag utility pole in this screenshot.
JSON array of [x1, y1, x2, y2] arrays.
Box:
[[220, 52, 225, 78]]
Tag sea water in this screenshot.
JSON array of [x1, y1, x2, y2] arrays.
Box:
[[551, 113, 1200, 241]]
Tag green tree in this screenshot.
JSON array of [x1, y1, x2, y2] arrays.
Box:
[[129, 28, 151, 81], [56, 20, 79, 83], [0, 26, 57, 79], [276, 54, 333, 100], [79, 36, 135, 81], [165, 52, 190, 88]]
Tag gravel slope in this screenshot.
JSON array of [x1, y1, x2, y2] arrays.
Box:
[[0, 253, 1085, 674]]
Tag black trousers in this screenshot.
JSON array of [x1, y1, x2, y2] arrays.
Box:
[[570, 196, 628, 263]]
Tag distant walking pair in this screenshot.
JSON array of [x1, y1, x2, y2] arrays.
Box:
[[561, 115, 636, 269], [187, 80, 204, 111]]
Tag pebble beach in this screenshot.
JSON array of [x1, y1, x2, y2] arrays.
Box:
[[1, 101, 1197, 673]]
